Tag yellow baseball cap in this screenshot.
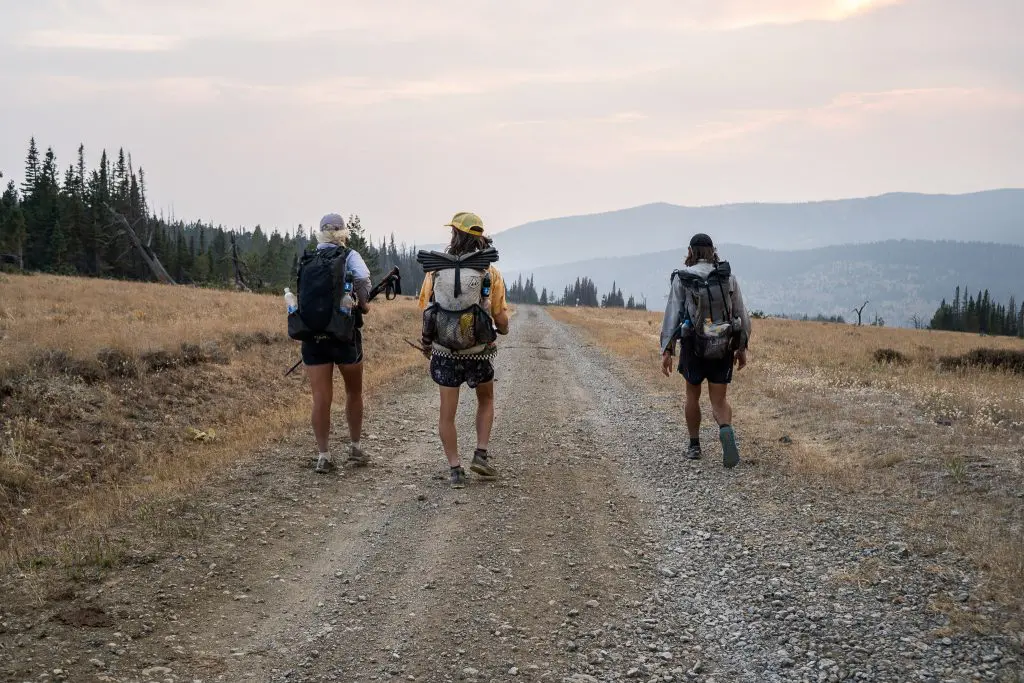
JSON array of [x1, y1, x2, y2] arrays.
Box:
[[446, 212, 485, 236]]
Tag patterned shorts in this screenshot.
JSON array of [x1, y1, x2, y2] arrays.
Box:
[[430, 354, 495, 388]]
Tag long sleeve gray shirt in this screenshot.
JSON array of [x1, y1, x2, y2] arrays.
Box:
[[659, 261, 752, 354]]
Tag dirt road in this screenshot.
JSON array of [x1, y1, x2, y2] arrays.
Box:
[[3, 308, 1019, 682]]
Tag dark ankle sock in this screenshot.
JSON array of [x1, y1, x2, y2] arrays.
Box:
[[450, 464, 461, 470], [719, 424, 731, 431], [474, 448, 488, 459], [689, 437, 700, 448]]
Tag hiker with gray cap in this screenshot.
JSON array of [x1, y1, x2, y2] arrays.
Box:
[[660, 233, 751, 467], [294, 213, 373, 474]]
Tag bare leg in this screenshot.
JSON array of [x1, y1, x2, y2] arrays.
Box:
[[338, 361, 364, 443], [439, 386, 461, 467], [684, 381, 702, 438], [307, 363, 334, 453], [707, 382, 733, 427], [474, 381, 494, 451]]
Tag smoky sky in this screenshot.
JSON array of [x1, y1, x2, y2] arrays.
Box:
[[1, 0, 1022, 243]]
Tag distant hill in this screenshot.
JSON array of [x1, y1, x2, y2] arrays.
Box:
[[490, 190, 1024, 272], [507, 240, 1024, 327]]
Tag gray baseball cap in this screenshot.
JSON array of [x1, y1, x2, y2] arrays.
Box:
[[319, 213, 346, 230]]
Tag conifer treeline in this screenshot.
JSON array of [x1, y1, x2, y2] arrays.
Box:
[[930, 286, 1023, 337], [0, 138, 425, 294], [505, 274, 646, 309]]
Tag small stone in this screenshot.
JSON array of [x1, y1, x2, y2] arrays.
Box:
[[566, 640, 578, 651], [417, 493, 427, 501], [462, 667, 479, 678], [89, 659, 105, 668], [585, 599, 599, 608], [660, 567, 677, 578], [508, 666, 519, 675]]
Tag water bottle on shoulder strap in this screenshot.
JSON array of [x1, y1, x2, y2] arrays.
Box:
[[339, 272, 355, 316]]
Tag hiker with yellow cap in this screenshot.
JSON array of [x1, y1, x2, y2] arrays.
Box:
[[417, 212, 510, 488]]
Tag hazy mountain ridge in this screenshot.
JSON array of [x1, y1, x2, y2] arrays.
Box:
[[506, 240, 1024, 327], [490, 189, 1024, 272]]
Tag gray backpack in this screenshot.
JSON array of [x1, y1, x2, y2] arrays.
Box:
[[672, 261, 743, 360]]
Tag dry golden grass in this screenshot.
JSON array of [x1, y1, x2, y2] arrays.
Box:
[[0, 273, 423, 570], [0, 273, 294, 371], [551, 306, 1024, 623]]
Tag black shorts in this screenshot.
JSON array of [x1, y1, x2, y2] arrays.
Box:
[[680, 352, 734, 385], [430, 354, 494, 388], [301, 330, 363, 366]]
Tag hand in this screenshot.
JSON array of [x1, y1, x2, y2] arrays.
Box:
[[735, 349, 748, 370], [661, 351, 674, 377], [496, 324, 509, 336]]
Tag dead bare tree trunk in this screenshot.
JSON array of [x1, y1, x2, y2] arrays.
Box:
[[105, 206, 176, 285], [229, 233, 251, 292], [853, 300, 869, 326]]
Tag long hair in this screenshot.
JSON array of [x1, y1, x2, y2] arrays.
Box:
[[685, 245, 719, 267], [446, 227, 493, 256], [318, 227, 350, 247]]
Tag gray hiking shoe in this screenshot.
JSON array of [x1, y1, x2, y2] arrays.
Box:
[[450, 466, 467, 489], [469, 449, 497, 479], [720, 426, 740, 469], [314, 455, 336, 474], [347, 443, 369, 467], [686, 443, 703, 460]]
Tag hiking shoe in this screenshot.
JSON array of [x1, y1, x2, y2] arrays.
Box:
[[469, 450, 497, 479], [720, 426, 740, 469], [686, 443, 703, 460], [347, 444, 369, 467], [450, 466, 467, 489], [314, 455, 336, 474]]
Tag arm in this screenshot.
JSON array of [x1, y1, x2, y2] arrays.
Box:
[[660, 274, 683, 355], [730, 275, 751, 348], [347, 250, 372, 313], [490, 267, 510, 335], [417, 273, 433, 311]]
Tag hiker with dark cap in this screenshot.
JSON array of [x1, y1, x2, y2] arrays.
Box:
[[417, 212, 510, 488], [660, 233, 751, 467]]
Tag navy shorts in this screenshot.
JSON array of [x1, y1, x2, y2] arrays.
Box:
[[430, 355, 494, 388], [301, 330, 363, 366], [679, 352, 734, 385]]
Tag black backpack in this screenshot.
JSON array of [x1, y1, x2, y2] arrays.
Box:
[[287, 246, 356, 343]]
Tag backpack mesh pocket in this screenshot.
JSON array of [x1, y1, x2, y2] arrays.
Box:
[[695, 322, 734, 360], [431, 305, 496, 351]]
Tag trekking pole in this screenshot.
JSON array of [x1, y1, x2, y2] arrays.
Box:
[[284, 268, 404, 377]]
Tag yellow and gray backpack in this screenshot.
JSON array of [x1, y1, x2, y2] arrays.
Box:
[[417, 248, 500, 352]]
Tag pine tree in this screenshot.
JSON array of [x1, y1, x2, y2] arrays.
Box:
[[22, 138, 39, 196], [0, 181, 27, 266]]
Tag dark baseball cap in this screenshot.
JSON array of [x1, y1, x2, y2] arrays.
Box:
[[689, 233, 714, 248]]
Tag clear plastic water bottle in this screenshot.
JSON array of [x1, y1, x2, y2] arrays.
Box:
[[284, 287, 298, 314], [339, 273, 355, 316]]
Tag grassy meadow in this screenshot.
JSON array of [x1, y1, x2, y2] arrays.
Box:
[[550, 306, 1024, 622], [0, 273, 423, 570]]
